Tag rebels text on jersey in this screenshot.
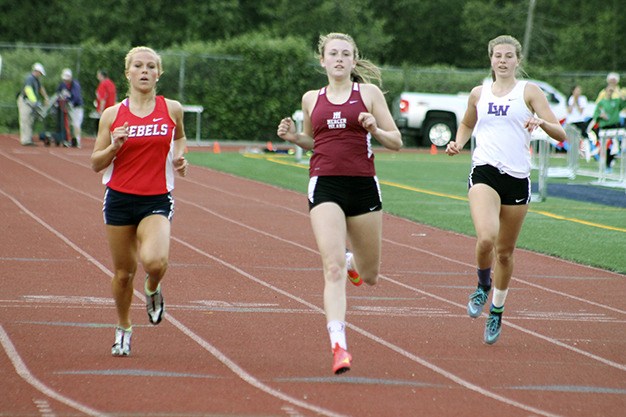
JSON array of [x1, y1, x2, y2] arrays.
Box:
[[103, 96, 178, 195], [126, 123, 170, 138]]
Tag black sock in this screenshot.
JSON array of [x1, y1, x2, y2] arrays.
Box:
[[477, 267, 492, 289]]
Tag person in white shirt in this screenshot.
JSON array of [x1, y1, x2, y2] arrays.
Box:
[[566, 85, 589, 138], [445, 35, 566, 345]]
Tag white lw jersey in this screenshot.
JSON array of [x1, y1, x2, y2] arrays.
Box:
[[473, 80, 533, 178]]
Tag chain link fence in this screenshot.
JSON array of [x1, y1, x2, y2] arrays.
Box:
[[0, 42, 612, 142]]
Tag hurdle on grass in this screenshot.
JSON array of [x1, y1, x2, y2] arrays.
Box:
[[592, 127, 626, 190], [292, 109, 304, 163], [547, 123, 581, 180], [530, 128, 551, 202]]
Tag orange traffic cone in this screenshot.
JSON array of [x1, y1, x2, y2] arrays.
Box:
[[213, 141, 221, 154], [430, 144, 438, 155]]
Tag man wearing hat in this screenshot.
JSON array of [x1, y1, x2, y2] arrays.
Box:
[[595, 72, 626, 102], [57, 68, 84, 147], [17, 62, 49, 146]]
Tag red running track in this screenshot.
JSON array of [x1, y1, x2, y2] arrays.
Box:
[[0, 135, 624, 417]]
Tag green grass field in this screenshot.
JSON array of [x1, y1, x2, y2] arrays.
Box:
[[186, 148, 626, 275]]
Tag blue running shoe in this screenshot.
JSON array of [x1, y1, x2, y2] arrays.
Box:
[[484, 312, 502, 344], [467, 285, 490, 318]]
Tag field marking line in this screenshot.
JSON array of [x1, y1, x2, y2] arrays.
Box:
[[383, 237, 626, 316], [1, 183, 563, 417], [4, 150, 623, 362], [0, 188, 347, 417], [245, 152, 626, 232], [381, 179, 626, 233], [0, 325, 109, 417], [3, 151, 623, 415], [172, 235, 564, 417]]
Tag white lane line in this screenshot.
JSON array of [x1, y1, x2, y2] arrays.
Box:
[[173, 166, 626, 316], [0, 187, 347, 417], [172, 236, 564, 417], [3, 153, 622, 415], [175, 194, 626, 371], [1, 168, 562, 417], [380, 274, 626, 371], [41, 150, 626, 315], [0, 325, 109, 417], [384, 236, 626, 316]]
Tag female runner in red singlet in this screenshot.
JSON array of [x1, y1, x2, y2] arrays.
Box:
[[91, 46, 188, 357], [277, 33, 402, 374]]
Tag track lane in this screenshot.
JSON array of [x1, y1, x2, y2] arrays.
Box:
[[1, 136, 623, 417]]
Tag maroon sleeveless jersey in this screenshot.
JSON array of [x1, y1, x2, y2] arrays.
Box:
[[309, 83, 375, 177]]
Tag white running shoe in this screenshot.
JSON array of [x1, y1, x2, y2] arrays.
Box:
[[145, 275, 164, 325], [111, 326, 132, 356]]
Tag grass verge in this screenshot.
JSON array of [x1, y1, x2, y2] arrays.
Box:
[[187, 148, 626, 274]]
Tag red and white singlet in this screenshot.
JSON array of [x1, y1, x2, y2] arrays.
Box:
[[102, 96, 177, 195]]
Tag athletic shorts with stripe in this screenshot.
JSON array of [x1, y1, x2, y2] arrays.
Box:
[[308, 176, 382, 216], [468, 164, 531, 205], [103, 187, 174, 226]]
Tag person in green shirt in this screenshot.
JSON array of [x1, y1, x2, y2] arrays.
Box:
[[590, 85, 626, 171]]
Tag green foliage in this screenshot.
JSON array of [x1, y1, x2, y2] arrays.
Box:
[[1, 0, 624, 70], [78, 39, 131, 101], [267, 0, 392, 62], [377, 0, 468, 66], [164, 34, 324, 141], [0, 46, 81, 131]]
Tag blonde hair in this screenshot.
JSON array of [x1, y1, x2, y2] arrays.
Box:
[[488, 35, 524, 81], [124, 46, 163, 95], [317, 32, 382, 86]]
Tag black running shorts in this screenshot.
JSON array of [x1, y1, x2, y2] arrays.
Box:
[[103, 187, 174, 226], [308, 176, 382, 216], [468, 164, 531, 205]]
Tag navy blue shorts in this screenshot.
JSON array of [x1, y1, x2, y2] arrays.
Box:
[[308, 176, 382, 217], [468, 164, 530, 205], [103, 187, 174, 226]]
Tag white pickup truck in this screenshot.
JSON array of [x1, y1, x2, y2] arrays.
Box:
[[392, 79, 594, 147]]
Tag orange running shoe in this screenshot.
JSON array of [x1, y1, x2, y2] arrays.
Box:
[[332, 343, 352, 374], [346, 251, 363, 286]]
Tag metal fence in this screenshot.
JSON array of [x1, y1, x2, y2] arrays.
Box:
[[0, 42, 614, 142]]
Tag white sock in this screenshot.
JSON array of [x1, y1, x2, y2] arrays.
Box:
[[492, 288, 509, 308], [327, 320, 347, 350], [144, 279, 160, 296]]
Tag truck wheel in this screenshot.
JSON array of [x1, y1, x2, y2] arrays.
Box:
[[424, 118, 455, 146]]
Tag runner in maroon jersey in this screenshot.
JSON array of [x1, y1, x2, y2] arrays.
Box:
[[277, 32, 402, 374], [91, 46, 189, 357]]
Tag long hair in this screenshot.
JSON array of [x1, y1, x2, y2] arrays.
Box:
[[488, 35, 524, 81], [317, 32, 382, 86]]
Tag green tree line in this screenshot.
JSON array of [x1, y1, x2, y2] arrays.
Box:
[[1, 0, 623, 70], [0, 0, 622, 144]]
